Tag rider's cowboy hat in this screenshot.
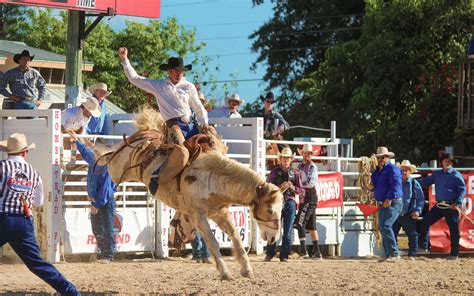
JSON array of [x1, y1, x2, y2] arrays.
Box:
[[375, 146, 395, 158], [224, 93, 245, 106], [13, 50, 34, 64], [441, 153, 458, 165], [278, 147, 295, 158], [81, 97, 102, 118], [298, 143, 314, 155], [400, 159, 417, 173], [198, 93, 210, 106], [88, 83, 112, 97], [0, 133, 36, 154], [159, 57, 192, 71], [260, 91, 275, 103]]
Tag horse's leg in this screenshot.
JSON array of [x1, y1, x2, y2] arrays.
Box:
[[191, 212, 232, 280], [213, 209, 254, 278]]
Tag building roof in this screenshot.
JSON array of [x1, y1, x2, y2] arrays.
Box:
[[0, 40, 93, 65]]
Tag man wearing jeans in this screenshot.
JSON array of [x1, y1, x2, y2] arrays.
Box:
[[371, 147, 403, 262], [264, 147, 304, 262], [418, 154, 466, 260], [392, 160, 425, 260]]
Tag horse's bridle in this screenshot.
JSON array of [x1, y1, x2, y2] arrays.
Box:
[[249, 199, 280, 231]]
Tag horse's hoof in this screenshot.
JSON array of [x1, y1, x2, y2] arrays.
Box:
[[241, 270, 254, 279], [220, 273, 233, 281]]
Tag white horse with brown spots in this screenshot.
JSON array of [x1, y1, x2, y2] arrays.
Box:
[[96, 107, 283, 280]]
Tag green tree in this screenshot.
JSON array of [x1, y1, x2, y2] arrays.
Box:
[[0, 4, 27, 39]]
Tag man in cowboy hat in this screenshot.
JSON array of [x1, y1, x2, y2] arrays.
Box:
[[392, 160, 425, 260], [370, 146, 403, 262], [117, 47, 209, 145], [61, 97, 102, 134], [208, 93, 244, 118], [0, 133, 80, 295], [260, 91, 290, 139], [0, 50, 46, 110], [264, 147, 304, 262], [86, 82, 112, 135], [418, 154, 466, 260], [293, 143, 323, 259]]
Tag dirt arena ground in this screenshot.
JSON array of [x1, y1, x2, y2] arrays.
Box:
[[0, 254, 473, 295]]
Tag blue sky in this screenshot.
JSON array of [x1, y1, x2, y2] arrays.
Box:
[[107, 0, 274, 107]]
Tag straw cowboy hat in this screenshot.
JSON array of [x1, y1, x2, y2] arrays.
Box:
[[375, 146, 395, 158], [82, 97, 101, 117], [298, 143, 315, 155], [0, 133, 36, 154], [159, 57, 192, 71], [400, 160, 417, 173], [198, 93, 210, 106], [13, 50, 34, 64], [278, 147, 295, 158], [88, 83, 112, 97], [224, 93, 245, 106]]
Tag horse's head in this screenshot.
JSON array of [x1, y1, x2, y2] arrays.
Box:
[[250, 183, 283, 245], [203, 125, 228, 155]]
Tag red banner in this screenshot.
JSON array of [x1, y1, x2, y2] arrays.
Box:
[[429, 172, 474, 253], [315, 172, 344, 208]]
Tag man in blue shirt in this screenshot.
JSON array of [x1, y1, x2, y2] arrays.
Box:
[[418, 154, 466, 260], [392, 160, 425, 260], [370, 147, 403, 262], [260, 92, 290, 139], [86, 83, 111, 135], [69, 131, 116, 263]]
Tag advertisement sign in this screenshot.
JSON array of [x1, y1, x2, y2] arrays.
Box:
[[315, 172, 344, 208], [0, 0, 161, 18], [429, 172, 474, 253]]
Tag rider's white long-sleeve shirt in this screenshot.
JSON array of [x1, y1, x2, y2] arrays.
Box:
[[121, 59, 208, 125]]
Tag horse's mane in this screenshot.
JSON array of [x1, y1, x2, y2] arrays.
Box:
[[134, 105, 165, 131], [198, 152, 265, 187]]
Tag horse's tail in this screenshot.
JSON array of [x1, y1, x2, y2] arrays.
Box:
[[134, 104, 165, 131]]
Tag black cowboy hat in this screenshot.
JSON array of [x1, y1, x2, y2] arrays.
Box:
[[260, 91, 275, 103], [441, 153, 458, 165], [159, 57, 192, 71], [13, 50, 34, 64]]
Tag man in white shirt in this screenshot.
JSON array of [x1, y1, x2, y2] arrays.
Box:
[[61, 96, 101, 134], [117, 47, 209, 145], [208, 93, 244, 119]]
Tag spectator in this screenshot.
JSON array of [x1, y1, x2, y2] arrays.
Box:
[[294, 144, 323, 259], [0, 50, 46, 110], [118, 48, 208, 145], [392, 160, 424, 260], [418, 154, 466, 260], [199, 93, 212, 112], [191, 232, 210, 264], [208, 93, 244, 118], [260, 92, 290, 139], [61, 97, 101, 134], [264, 147, 304, 262], [371, 147, 403, 262], [69, 131, 116, 263], [86, 83, 111, 135], [0, 133, 79, 295]]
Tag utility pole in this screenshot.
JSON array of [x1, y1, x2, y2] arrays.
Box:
[[64, 10, 83, 108]]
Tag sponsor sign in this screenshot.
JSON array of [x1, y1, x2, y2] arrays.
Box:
[[429, 172, 474, 252], [315, 172, 344, 208]]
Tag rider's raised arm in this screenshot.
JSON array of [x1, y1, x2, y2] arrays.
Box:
[[118, 47, 157, 95]]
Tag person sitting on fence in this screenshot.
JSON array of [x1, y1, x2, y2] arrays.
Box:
[[264, 147, 304, 263], [294, 143, 323, 259], [0, 50, 46, 110], [260, 91, 290, 139], [61, 97, 102, 134], [208, 93, 244, 118], [0, 133, 80, 295], [86, 83, 112, 135], [392, 160, 424, 260], [418, 154, 466, 260], [69, 130, 116, 263]]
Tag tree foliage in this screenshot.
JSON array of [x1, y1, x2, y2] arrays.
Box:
[[0, 4, 27, 39], [251, 0, 473, 163]]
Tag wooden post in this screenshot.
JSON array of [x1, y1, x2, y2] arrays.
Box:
[[65, 10, 83, 108]]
